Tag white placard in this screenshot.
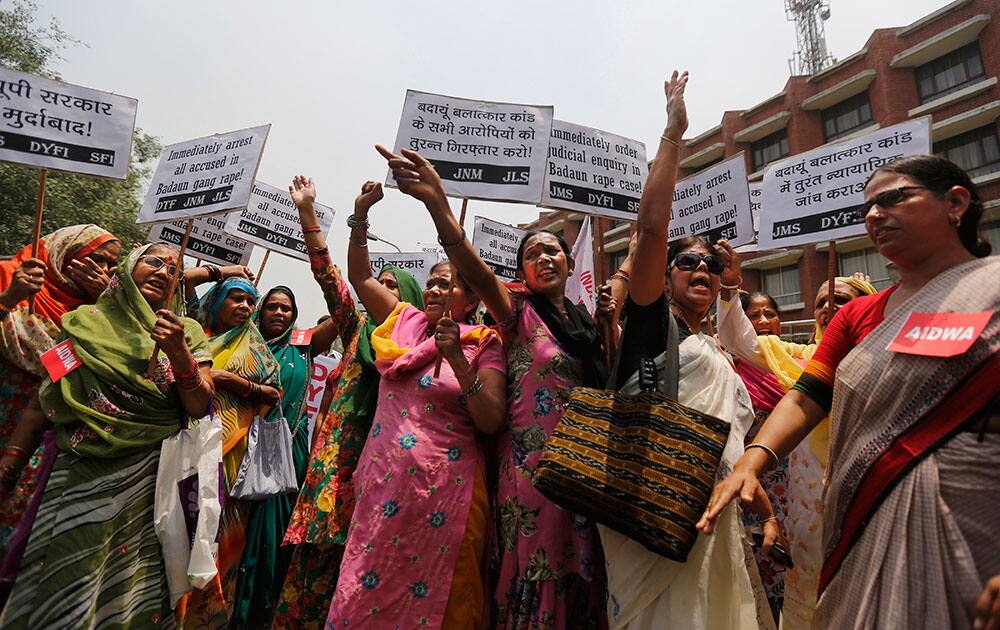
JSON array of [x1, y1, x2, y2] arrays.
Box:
[[472, 216, 526, 281], [416, 241, 445, 260], [388, 90, 553, 203], [306, 354, 340, 444], [136, 124, 270, 224], [758, 118, 931, 249], [0, 68, 137, 179], [223, 181, 335, 262], [541, 119, 648, 220], [668, 153, 754, 247], [368, 252, 439, 288], [147, 215, 253, 267], [735, 182, 763, 254]]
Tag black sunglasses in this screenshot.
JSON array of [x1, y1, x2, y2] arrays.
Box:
[[861, 186, 927, 215], [670, 252, 724, 275], [142, 255, 178, 276]]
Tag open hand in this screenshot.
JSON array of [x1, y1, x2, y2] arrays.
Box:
[[289, 175, 317, 210], [375, 144, 447, 207], [65, 256, 113, 300], [664, 70, 689, 142], [696, 468, 771, 535]]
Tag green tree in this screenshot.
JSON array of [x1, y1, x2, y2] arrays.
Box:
[[0, 0, 160, 255]]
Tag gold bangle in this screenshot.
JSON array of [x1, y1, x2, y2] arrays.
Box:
[[660, 133, 681, 148]]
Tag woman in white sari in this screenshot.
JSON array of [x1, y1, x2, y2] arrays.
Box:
[[600, 71, 777, 630]]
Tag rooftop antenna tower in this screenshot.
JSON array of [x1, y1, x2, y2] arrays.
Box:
[[786, 0, 835, 75]]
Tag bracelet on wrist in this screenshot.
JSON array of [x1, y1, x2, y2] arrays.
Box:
[[745, 443, 780, 468], [203, 264, 222, 283], [347, 214, 370, 230], [458, 375, 484, 406], [302, 224, 322, 234], [720, 279, 742, 291], [660, 133, 681, 148], [438, 227, 466, 248], [3, 446, 27, 459]]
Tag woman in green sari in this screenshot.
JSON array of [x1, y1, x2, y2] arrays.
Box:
[[0, 243, 215, 628]]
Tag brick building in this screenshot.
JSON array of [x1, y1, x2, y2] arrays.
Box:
[[526, 0, 1000, 331]]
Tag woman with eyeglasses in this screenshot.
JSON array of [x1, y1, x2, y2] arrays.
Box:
[[598, 72, 777, 630], [699, 155, 1000, 630], [1, 243, 214, 628], [715, 247, 876, 630]]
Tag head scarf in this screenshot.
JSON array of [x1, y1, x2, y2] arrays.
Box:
[[190, 276, 258, 336], [252, 286, 310, 431], [0, 224, 119, 376], [814, 276, 879, 342], [39, 243, 210, 458]]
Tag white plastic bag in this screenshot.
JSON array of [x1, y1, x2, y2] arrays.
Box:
[[228, 412, 298, 500], [153, 411, 223, 608]]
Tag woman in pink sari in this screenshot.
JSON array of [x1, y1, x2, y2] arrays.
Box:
[[327, 181, 508, 629]]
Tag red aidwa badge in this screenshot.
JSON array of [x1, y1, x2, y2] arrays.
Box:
[[40, 339, 83, 381], [887, 311, 991, 357], [289, 329, 313, 346]]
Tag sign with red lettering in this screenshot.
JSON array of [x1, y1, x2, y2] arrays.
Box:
[[40, 339, 83, 381], [289, 328, 313, 346], [305, 354, 341, 442], [887, 311, 991, 357]]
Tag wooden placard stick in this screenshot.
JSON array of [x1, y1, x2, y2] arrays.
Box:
[[254, 249, 271, 287], [146, 218, 195, 376], [27, 169, 48, 315], [826, 240, 837, 322], [433, 197, 469, 378]]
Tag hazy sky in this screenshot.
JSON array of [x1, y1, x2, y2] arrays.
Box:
[[36, 0, 948, 323]]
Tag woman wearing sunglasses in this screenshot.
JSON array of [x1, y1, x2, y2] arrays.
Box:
[[595, 72, 776, 630], [699, 155, 1000, 630]]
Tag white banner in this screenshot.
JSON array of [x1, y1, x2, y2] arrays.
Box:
[[147, 215, 253, 267], [565, 217, 596, 313], [735, 182, 763, 254], [472, 216, 525, 281], [541, 120, 648, 220], [136, 124, 270, 224], [388, 90, 553, 203], [223, 181, 335, 262], [416, 241, 445, 260], [758, 118, 931, 249], [669, 153, 754, 247], [368, 252, 438, 288], [0, 68, 137, 179]]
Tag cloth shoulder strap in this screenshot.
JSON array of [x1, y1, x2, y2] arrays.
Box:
[[607, 297, 679, 399]]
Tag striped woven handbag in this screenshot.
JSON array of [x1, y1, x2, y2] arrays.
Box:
[[533, 311, 731, 562]]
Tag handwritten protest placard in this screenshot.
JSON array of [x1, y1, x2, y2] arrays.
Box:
[[472, 216, 525, 281], [136, 125, 269, 224], [224, 181, 334, 262], [541, 120, 648, 220], [0, 68, 137, 179], [148, 215, 252, 267], [758, 118, 930, 249], [388, 90, 553, 203], [668, 153, 754, 247]]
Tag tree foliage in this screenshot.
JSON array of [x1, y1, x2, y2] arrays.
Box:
[[0, 1, 160, 255]]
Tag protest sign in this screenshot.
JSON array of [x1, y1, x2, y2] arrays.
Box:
[[758, 118, 930, 249], [368, 252, 438, 287], [0, 68, 137, 180], [136, 125, 270, 224], [472, 216, 525, 281], [668, 153, 754, 247], [388, 90, 553, 203], [541, 120, 648, 220], [735, 182, 763, 253], [306, 354, 340, 443], [148, 215, 252, 267], [416, 242, 445, 259], [224, 181, 335, 262]]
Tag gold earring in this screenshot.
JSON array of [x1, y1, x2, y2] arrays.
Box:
[[950, 215, 961, 228]]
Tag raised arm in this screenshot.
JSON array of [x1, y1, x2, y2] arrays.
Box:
[[375, 144, 513, 323], [630, 71, 688, 306], [345, 180, 400, 325], [287, 175, 358, 355], [183, 264, 254, 301], [715, 240, 764, 364]]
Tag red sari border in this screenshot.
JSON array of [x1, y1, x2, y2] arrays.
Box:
[[819, 352, 1000, 593]]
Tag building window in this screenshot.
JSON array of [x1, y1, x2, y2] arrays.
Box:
[[609, 250, 628, 271], [750, 129, 789, 173], [981, 218, 1000, 254], [839, 246, 893, 290], [934, 125, 1000, 180], [761, 264, 801, 307], [822, 91, 873, 142], [915, 41, 985, 103]]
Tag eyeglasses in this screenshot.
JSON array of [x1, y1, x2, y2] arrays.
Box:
[[670, 252, 724, 275], [861, 186, 927, 215], [142, 255, 178, 276]]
